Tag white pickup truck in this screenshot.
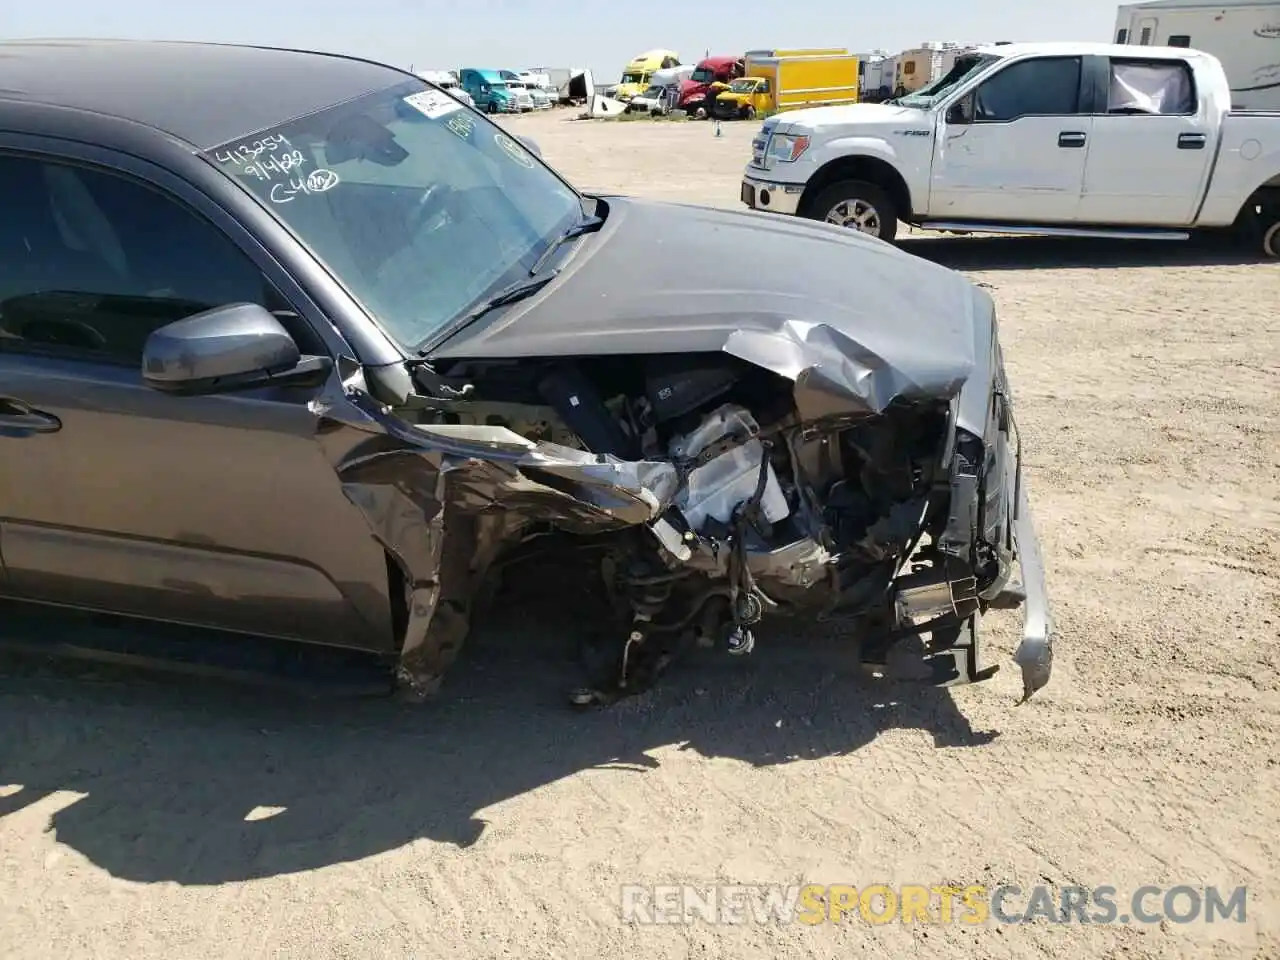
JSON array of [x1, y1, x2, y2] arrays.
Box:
[[739, 42, 1280, 256]]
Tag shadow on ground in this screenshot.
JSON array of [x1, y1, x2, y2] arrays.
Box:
[[899, 233, 1268, 270], [0, 566, 997, 886]]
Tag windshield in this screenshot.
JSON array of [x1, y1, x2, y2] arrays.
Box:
[[621, 71, 646, 84], [690, 67, 714, 82], [642, 85, 664, 98], [894, 54, 998, 107], [207, 81, 583, 351], [729, 78, 756, 92]]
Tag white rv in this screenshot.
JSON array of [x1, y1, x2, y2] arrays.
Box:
[[893, 42, 973, 94], [856, 51, 896, 100], [1113, 0, 1280, 108]]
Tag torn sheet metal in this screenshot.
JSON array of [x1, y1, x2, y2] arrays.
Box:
[[1011, 479, 1053, 703], [308, 374, 679, 695], [724, 319, 972, 420]]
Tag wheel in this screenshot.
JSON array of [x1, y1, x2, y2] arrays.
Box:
[[694, 105, 707, 119], [1263, 219, 1280, 258], [803, 179, 899, 243], [745, 105, 757, 120]]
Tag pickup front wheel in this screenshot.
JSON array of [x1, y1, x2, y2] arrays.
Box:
[[803, 180, 898, 243]]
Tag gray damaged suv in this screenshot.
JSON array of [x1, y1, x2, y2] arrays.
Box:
[[0, 40, 1052, 705]]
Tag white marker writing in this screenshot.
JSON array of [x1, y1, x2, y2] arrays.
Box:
[[268, 169, 341, 203]]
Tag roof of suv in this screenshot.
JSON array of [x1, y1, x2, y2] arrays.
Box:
[[0, 38, 409, 149]]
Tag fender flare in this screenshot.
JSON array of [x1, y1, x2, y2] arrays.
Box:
[[801, 138, 915, 216]]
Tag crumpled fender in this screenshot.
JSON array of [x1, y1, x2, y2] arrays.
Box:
[[307, 371, 679, 696]]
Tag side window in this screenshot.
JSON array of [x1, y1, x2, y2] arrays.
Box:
[[0, 155, 297, 364], [1107, 59, 1196, 115], [1167, 35, 1191, 47], [972, 57, 1082, 121]]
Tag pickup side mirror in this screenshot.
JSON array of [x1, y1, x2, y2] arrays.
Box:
[[946, 95, 974, 125], [142, 303, 331, 396], [516, 135, 542, 158]]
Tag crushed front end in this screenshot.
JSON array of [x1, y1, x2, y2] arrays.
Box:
[[328, 279, 1053, 707]]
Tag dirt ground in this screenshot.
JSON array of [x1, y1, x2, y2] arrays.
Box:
[[2, 107, 1278, 960]]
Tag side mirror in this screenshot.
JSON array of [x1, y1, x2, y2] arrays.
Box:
[[946, 97, 972, 124], [142, 303, 329, 395], [516, 135, 542, 158]]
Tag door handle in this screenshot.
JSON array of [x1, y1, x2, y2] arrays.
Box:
[[0, 398, 62, 435], [1178, 132, 1207, 149], [1057, 131, 1087, 148]]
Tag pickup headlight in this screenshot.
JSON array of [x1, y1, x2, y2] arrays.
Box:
[[768, 133, 810, 162]]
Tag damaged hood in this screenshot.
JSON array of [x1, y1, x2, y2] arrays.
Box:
[[430, 197, 984, 416]]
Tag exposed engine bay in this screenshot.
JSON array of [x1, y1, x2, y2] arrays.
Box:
[[404, 351, 1021, 705]]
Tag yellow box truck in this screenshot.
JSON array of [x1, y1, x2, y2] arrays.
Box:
[[713, 49, 859, 119]]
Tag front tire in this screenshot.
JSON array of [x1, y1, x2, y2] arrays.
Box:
[[803, 179, 899, 243], [1263, 219, 1280, 258]]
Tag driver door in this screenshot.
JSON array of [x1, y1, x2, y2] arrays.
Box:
[[930, 55, 1093, 222], [0, 142, 392, 649]]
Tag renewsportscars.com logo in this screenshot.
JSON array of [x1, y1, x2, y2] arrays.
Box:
[[620, 883, 1249, 926]]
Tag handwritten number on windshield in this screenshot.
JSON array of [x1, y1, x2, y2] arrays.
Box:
[[214, 132, 340, 201], [268, 169, 341, 203]]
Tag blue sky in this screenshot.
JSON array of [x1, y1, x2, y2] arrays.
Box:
[[6, 0, 1125, 79]]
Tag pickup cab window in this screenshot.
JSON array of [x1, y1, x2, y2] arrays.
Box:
[[970, 56, 1083, 121], [1107, 59, 1196, 115]]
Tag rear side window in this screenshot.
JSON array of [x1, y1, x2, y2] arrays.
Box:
[[972, 57, 1082, 121], [1107, 59, 1196, 115]]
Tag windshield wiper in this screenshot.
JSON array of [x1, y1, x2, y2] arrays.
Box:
[[418, 272, 560, 356], [416, 213, 602, 356], [529, 214, 603, 276], [460, 273, 558, 322]]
